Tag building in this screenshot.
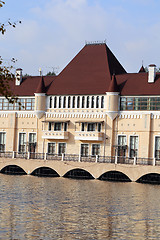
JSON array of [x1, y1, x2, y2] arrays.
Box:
[[1, 42, 160, 162]]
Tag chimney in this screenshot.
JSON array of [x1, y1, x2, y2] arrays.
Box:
[[148, 64, 156, 83], [15, 68, 22, 85]]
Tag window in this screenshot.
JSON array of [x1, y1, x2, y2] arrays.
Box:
[[54, 122, 61, 131], [86, 96, 89, 108], [81, 144, 89, 157], [77, 96, 80, 108], [82, 96, 85, 108], [19, 133, 26, 153], [54, 97, 57, 108], [29, 133, 36, 152], [92, 144, 100, 156], [81, 123, 85, 131], [87, 123, 95, 131], [130, 136, 138, 158], [101, 96, 104, 108], [91, 96, 94, 108], [68, 96, 71, 108], [118, 135, 126, 156], [98, 123, 101, 132], [155, 137, 160, 159], [49, 97, 52, 108], [63, 96, 66, 108], [48, 143, 56, 155], [0, 132, 6, 152], [96, 96, 99, 108], [58, 143, 66, 156], [72, 96, 75, 108], [58, 96, 61, 108], [64, 122, 68, 131], [48, 122, 52, 131], [0, 98, 35, 111]]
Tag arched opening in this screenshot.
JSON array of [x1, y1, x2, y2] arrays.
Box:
[[99, 171, 131, 182], [64, 168, 94, 179], [31, 167, 59, 177], [1, 165, 27, 175], [137, 173, 160, 184]]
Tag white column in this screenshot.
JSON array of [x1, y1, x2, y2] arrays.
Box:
[[153, 157, 156, 166], [115, 156, 118, 164], [133, 156, 137, 165], [79, 154, 81, 162]]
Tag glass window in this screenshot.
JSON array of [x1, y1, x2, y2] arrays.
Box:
[[54, 122, 61, 131], [77, 96, 80, 108], [86, 96, 89, 108], [29, 133, 36, 152], [101, 96, 104, 108], [58, 143, 66, 156], [118, 135, 126, 156], [19, 133, 26, 153], [155, 137, 160, 159], [64, 122, 67, 131], [82, 96, 85, 108], [98, 123, 101, 132], [81, 144, 89, 157], [54, 97, 57, 108], [68, 96, 71, 108], [48, 143, 56, 155], [130, 136, 138, 158], [63, 96, 66, 108], [87, 123, 95, 131], [49, 97, 52, 108], [81, 123, 85, 131], [92, 144, 100, 156], [91, 96, 94, 108], [96, 96, 99, 108], [48, 122, 52, 131], [72, 96, 75, 108], [0, 132, 6, 152], [58, 97, 61, 108]]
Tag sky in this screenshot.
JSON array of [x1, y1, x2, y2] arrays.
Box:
[[1, 0, 160, 76]]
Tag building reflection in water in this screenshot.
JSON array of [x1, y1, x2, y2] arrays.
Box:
[[0, 175, 160, 239]]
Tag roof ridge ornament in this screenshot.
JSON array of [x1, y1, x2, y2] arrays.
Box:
[[85, 40, 106, 45]]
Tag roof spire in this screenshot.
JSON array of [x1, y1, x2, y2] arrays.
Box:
[[35, 76, 46, 93], [107, 74, 119, 92]]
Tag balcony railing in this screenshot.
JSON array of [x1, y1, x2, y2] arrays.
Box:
[[75, 131, 104, 141], [42, 131, 69, 140], [0, 151, 159, 166]]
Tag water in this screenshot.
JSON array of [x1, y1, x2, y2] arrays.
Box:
[[0, 175, 160, 240]]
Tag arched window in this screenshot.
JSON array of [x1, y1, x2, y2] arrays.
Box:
[[49, 97, 52, 108], [68, 96, 71, 108], [82, 96, 85, 108], [96, 96, 99, 108], [77, 96, 80, 108], [86, 96, 89, 108], [72, 96, 75, 108], [91, 96, 94, 108], [58, 96, 61, 108], [101, 96, 104, 108], [63, 96, 66, 108], [54, 97, 57, 108]]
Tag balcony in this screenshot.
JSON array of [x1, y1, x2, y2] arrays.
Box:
[[75, 131, 104, 141], [42, 131, 69, 140]]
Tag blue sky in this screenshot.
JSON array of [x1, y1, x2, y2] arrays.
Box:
[[1, 0, 160, 75]]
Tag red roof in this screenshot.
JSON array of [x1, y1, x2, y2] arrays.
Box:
[[47, 43, 126, 95], [8, 43, 160, 97]]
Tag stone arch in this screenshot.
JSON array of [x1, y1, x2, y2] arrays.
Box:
[[99, 170, 131, 182], [136, 173, 160, 184], [31, 167, 60, 177], [1, 165, 27, 175], [63, 168, 95, 179]]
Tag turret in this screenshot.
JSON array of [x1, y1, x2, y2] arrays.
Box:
[[34, 76, 46, 119], [106, 74, 119, 120]]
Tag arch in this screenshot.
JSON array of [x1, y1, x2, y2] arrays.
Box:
[[1, 165, 27, 175], [137, 173, 160, 184], [31, 167, 60, 177], [99, 171, 131, 182], [63, 168, 94, 179]]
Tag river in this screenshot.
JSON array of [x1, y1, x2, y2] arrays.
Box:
[[0, 175, 160, 239]]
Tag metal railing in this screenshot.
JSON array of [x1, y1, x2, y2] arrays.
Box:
[[0, 151, 159, 166]]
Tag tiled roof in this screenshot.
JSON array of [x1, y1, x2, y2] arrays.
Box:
[[138, 65, 146, 73], [47, 43, 126, 95], [35, 76, 46, 93]]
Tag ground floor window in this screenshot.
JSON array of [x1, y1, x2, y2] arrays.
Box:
[[19, 133, 26, 153], [129, 136, 138, 158], [81, 144, 89, 157], [48, 143, 56, 155], [92, 144, 100, 156], [0, 132, 6, 152], [58, 143, 66, 156], [118, 135, 126, 156], [155, 137, 160, 159], [29, 133, 36, 152]]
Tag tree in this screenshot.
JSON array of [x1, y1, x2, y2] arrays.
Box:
[[0, 1, 21, 102], [46, 71, 56, 76]]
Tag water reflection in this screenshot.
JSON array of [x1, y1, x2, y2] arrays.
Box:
[[0, 175, 160, 239]]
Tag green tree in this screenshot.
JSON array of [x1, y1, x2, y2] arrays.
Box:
[[46, 71, 56, 76]]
